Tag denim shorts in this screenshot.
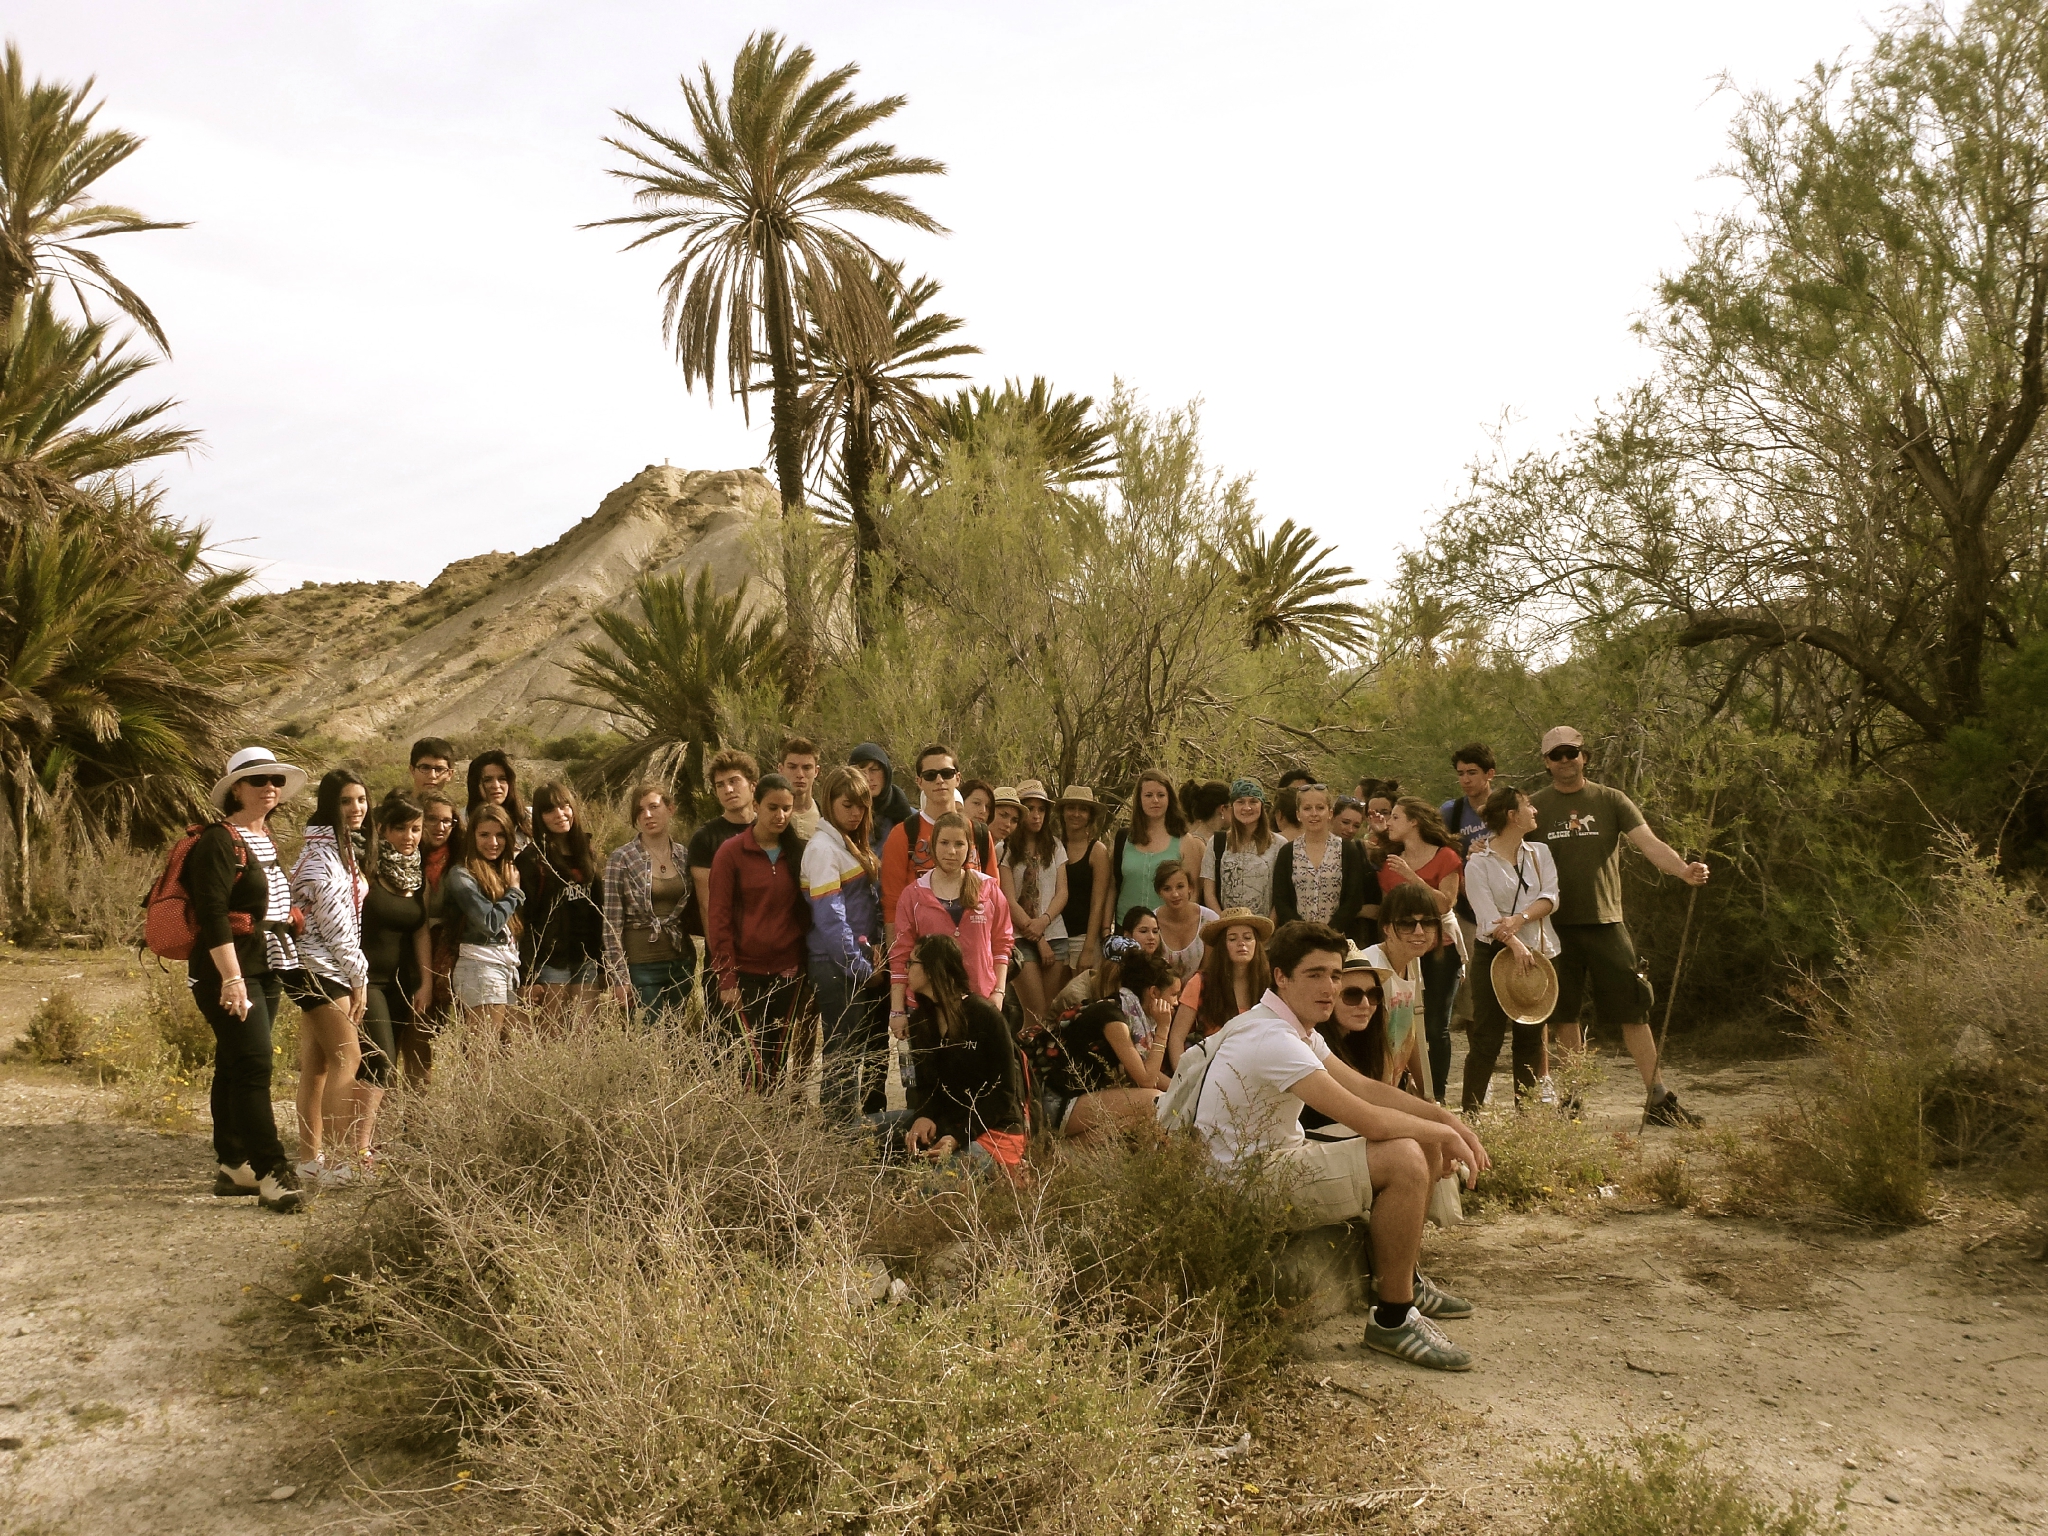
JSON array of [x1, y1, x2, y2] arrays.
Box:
[[1040, 1089, 1080, 1134], [451, 945, 521, 1007], [533, 957, 599, 985], [1048, 936, 1086, 966]]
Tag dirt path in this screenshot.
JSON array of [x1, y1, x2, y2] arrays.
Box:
[[3, 946, 2042, 1533], [1290, 1051, 2048, 1532]]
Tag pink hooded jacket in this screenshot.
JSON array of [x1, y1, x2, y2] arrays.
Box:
[[891, 870, 1014, 1000]]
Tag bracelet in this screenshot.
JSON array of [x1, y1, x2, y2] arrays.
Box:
[[222, 975, 246, 987]]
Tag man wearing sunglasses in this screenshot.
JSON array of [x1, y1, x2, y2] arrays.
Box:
[[1531, 726, 1709, 1126], [879, 743, 994, 945], [1193, 921, 1492, 1371]]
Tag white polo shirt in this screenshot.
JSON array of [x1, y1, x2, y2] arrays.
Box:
[[1193, 989, 1331, 1164]]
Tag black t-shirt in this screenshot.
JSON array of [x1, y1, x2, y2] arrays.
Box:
[[1058, 998, 1131, 1094], [688, 814, 753, 871], [361, 879, 427, 984]]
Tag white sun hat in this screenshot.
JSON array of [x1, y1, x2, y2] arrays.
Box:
[[208, 745, 310, 806]]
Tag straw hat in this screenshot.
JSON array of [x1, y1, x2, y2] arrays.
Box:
[[1490, 946, 1560, 1025], [1014, 778, 1053, 804], [209, 745, 309, 805], [1200, 906, 1274, 944], [993, 785, 1023, 808], [1056, 784, 1100, 807]]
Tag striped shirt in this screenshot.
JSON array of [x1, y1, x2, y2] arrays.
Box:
[[239, 828, 300, 973]]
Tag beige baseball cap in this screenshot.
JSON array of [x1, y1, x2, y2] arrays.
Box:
[[1540, 725, 1584, 755]]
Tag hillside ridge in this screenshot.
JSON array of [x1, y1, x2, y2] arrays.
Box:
[[243, 465, 779, 743]]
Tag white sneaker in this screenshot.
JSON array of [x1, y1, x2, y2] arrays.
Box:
[[296, 1157, 325, 1184]]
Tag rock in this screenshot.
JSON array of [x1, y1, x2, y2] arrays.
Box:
[[886, 1278, 910, 1306], [0, 1437, 23, 1451], [267, 1485, 298, 1501], [1270, 1221, 1373, 1320]]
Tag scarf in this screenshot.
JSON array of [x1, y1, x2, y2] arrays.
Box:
[[380, 846, 423, 897]]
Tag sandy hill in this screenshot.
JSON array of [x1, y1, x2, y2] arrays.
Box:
[[243, 466, 779, 744]]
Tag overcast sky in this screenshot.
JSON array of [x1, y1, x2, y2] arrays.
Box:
[[24, 1, 1877, 593]]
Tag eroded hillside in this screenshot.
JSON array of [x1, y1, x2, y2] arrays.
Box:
[[242, 466, 778, 743]]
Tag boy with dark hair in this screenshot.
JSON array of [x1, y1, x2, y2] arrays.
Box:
[[410, 738, 456, 806], [687, 749, 759, 939], [780, 735, 822, 841], [1190, 920, 1491, 1371]]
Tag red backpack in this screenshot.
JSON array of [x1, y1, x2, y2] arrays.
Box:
[[142, 824, 249, 961]]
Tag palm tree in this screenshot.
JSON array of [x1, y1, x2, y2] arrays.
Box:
[[588, 31, 945, 697], [0, 288, 193, 509], [1227, 518, 1371, 658], [0, 43, 187, 351], [559, 567, 785, 811], [794, 258, 977, 641], [926, 377, 1119, 492]]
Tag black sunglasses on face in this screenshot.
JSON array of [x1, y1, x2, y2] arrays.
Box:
[[920, 766, 960, 782], [1546, 745, 1582, 761], [1339, 985, 1382, 1007], [1393, 918, 1437, 932], [239, 774, 288, 788]]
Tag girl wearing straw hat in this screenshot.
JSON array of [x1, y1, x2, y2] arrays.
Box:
[[1460, 783, 1561, 1113], [1163, 907, 1273, 1072], [1054, 786, 1111, 970], [998, 780, 1070, 1024]]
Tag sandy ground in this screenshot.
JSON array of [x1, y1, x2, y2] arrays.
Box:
[[3, 944, 2042, 1534]]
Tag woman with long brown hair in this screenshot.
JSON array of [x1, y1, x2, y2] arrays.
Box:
[[901, 934, 1027, 1179], [1108, 770, 1186, 934], [466, 749, 530, 847], [1377, 795, 1465, 1104], [804, 764, 887, 1121], [1164, 908, 1273, 1071], [998, 780, 1070, 1023], [444, 802, 525, 1033], [288, 768, 369, 1184], [517, 781, 603, 1025]]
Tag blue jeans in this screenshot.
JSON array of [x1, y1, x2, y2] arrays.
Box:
[[628, 957, 695, 1023], [810, 958, 888, 1122], [1421, 943, 1462, 1104]]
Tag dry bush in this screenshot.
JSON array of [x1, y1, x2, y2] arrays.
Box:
[[13, 831, 157, 947], [301, 1017, 1233, 1534], [1462, 1053, 1617, 1212], [23, 988, 93, 1062], [1785, 835, 2048, 1225], [1541, 1433, 1845, 1535]]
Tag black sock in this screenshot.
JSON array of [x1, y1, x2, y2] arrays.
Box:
[[1373, 1300, 1411, 1328]]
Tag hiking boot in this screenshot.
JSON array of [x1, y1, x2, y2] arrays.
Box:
[[214, 1163, 258, 1197], [1413, 1271, 1474, 1320], [1363, 1308, 1472, 1372], [257, 1165, 304, 1214], [1644, 1092, 1704, 1128]]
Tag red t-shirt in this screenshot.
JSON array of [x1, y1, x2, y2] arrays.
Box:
[[1376, 842, 1462, 895]]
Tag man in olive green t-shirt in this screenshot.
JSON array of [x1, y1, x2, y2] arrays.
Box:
[[1530, 725, 1709, 1127]]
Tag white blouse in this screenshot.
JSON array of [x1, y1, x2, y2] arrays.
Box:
[[1464, 840, 1561, 957]]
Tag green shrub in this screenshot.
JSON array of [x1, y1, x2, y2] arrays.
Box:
[[144, 969, 213, 1073], [1541, 1433, 1845, 1535], [23, 988, 92, 1062], [299, 1018, 1226, 1533], [1462, 1054, 1615, 1211], [1786, 834, 2047, 1224]]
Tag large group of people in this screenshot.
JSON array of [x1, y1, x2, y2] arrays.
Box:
[[181, 723, 1710, 1372]]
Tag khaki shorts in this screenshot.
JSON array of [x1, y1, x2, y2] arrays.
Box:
[[1267, 1135, 1376, 1230]]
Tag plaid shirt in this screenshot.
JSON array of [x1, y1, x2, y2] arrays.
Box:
[[601, 835, 691, 987]]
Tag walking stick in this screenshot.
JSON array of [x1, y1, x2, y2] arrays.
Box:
[[1639, 788, 1717, 1136]]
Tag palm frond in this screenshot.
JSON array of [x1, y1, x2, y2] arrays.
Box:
[[1227, 518, 1372, 659]]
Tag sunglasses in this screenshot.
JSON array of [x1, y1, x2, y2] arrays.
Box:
[[238, 774, 289, 788], [1334, 796, 1366, 814], [1545, 745, 1582, 761], [1393, 918, 1437, 932], [1338, 985, 1383, 1007], [920, 766, 960, 782]]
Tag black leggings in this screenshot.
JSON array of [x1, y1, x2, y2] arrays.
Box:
[[358, 979, 409, 1088], [191, 955, 288, 1177], [720, 973, 808, 1091], [1461, 940, 1546, 1112]]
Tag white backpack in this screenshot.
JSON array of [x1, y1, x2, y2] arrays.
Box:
[[1155, 1011, 1258, 1134]]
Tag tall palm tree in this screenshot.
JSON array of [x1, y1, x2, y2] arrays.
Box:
[[559, 567, 785, 811], [588, 31, 945, 697], [0, 43, 186, 351], [1227, 518, 1371, 658], [0, 287, 193, 508], [794, 258, 977, 641], [926, 377, 1119, 491]]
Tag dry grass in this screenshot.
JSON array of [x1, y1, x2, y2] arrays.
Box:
[[295, 1014, 1279, 1534], [1539, 1433, 1846, 1535], [1778, 835, 2048, 1226]]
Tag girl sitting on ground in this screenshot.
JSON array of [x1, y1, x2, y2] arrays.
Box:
[[901, 934, 1028, 1180], [1051, 904, 1163, 1010], [1043, 947, 1178, 1141], [1164, 908, 1273, 1071], [1151, 861, 1218, 981]]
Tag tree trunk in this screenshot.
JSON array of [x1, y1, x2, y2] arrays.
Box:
[[844, 401, 881, 648], [760, 253, 815, 704]]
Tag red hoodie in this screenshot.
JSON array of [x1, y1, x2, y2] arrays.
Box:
[[707, 830, 810, 991]]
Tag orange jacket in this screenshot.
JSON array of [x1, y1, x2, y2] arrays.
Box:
[[880, 811, 994, 921]]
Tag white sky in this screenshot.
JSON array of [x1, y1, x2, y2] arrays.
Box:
[[23, 1, 1877, 593]]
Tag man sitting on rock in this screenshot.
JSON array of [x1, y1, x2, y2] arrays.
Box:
[[1192, 920, 1492, 1371]]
